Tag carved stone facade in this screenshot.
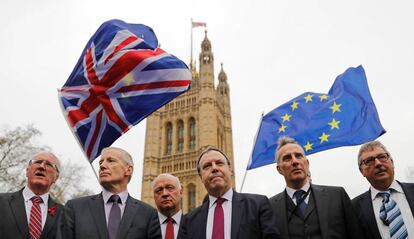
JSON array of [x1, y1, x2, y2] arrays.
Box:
[[140, 32, 235, 213]]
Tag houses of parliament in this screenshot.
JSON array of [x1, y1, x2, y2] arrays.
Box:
[[140, 32, 235, 213]]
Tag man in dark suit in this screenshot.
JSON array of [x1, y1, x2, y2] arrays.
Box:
[[180, 146, 280, 239], [269, 136, 362, 239], [59, 147, 161, 239], [0, 151, 63, 239], [152, 173, 184, 239], [352, 140, 414, 239]]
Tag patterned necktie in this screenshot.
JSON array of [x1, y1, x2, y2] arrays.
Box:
[[378, 191, 408, 239], [29, 196, 43, 239], [212, 197, 226, 239], [108, 195, 121, 239], [165, 217, 174, 239], [293, 190, 307, 218]]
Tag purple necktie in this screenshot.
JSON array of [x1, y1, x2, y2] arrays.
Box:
[[108, 195, 121, 239], [212, 197, 226, 239]]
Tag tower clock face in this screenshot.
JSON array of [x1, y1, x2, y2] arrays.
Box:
[[203, 55, 210, 63]]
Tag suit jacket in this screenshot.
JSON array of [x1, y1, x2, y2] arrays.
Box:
[[179, 191, 280, 239], [269, 184, 363, 239], [0, 189, 63, 239], [351, 182, 414, 239], [59, 193, 161, 239], [157, 212, 184, 239]]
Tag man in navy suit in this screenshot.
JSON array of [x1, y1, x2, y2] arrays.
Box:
[[153, 173, 184, 239], [180, 146, 280, 239], [269, 136, 363, 239], [59, 147, 161, 239], [0, 151, 63, 239], [352, 140, 414, 239]]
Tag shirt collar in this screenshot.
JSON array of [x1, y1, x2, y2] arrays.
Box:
[[158, 210, 183, 225], [102, 188, 129, 204], [370, 180, 403, 201], [286, 181, 311, 199], [23, 186, 49, 205], [208, 188, 233, 209]]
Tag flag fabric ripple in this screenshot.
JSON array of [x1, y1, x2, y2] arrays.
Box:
[[248, 66, 385, 170], [59, 19, 192, 162]]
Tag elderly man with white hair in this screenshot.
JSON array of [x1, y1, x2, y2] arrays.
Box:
[[0, 151, 63, 239]]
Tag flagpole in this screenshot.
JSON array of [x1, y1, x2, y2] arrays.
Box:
[[239, 112, 264, 192], [190, 18, 193, 68]]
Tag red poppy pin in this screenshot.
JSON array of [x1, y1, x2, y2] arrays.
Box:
[[48, 206, 56, 217]]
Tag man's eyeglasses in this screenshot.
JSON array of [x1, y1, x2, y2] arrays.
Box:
[[359, 153, 390, 167], [30, 159, 59, 172]]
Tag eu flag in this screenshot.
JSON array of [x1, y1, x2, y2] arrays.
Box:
[[248, 66, 385, 170]]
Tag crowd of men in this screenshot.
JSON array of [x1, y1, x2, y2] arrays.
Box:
[[0, 138, 413, 239]]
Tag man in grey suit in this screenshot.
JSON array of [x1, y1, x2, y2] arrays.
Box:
[[180, 146, 280, 239], [269, 136, 362, 239], [352, 140, 414, 239], [60, 147, 161, 239], [0, 151, 63, 239]]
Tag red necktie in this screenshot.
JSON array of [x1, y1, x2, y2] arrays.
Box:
[[212, 198, 226, 239], [29, 196, 43, 239], [165, 217, 174, 239]]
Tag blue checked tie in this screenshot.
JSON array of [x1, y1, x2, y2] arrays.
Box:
[[378, 191, 408, 239]]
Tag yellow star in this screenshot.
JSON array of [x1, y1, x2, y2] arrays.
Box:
[[319, 132, 330, 143], [304, 94, 313, 103], [281, 113, 292, 122], [290, 101, 299, 111], [278, 124, 287, 133], [328, 118, 340, 130], [319, 94, 328, 101], [304, 141, 313, 151], [329, 101, 342, 114]]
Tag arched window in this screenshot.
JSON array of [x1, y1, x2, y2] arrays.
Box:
[[189, 118, 196, 150], [177, 120, 184, 152], [188, 183, 196, 211], [166, 122, 172, 154]]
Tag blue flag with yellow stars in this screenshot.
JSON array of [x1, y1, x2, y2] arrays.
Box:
[[248, 65, 386, 170]]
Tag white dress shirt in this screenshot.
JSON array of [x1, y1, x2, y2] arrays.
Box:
[[102, 188, 129, 226], [370, 180, 414, 239], [206, 188, 233, 239], [158, 210, 182, 239], [23, 186, 49, 229], [286, 181, 311, 205]]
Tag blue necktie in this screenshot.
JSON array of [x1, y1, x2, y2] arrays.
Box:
[[293, 190, 307, 218], [378, 191, 408, 239]]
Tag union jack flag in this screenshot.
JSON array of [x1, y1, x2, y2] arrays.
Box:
[[59, 19, 192, 162]]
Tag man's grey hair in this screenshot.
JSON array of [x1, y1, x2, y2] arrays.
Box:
[[152, 173, 182, 190], [275, 136, 303, 164], [101, 147, 134, 166], [357, 140, 392, 167]]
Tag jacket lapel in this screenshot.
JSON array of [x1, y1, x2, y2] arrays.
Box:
[[359, 190, 382, 239], [117, 196, 138, 239], [230, 192, 243, 239], [89, 193, 108, 239], [9, 190, 29, 237], [270, 192, 289, 237], [40, 197, 61, 238], [312, 185, 329, 239], [400, 182, 414, 217], [195, 200, 209, 239]]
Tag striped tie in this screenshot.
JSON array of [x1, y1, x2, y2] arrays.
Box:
[[29, 196, 43, 239], [378, 191, 408, 239]]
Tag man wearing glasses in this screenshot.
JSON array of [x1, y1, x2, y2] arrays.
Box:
[[0, 151, 63, 239], [352, 141, 414, 239]]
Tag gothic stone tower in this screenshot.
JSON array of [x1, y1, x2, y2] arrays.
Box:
[[141, 32, 235, 213]]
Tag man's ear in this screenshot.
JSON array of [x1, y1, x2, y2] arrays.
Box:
[[277, 165, 282, 174]]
